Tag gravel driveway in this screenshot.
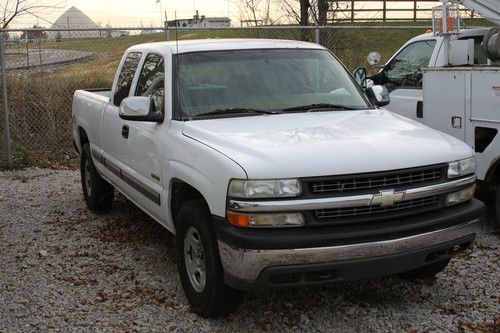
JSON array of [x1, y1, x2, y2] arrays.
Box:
[[0, 168, 498, 332]]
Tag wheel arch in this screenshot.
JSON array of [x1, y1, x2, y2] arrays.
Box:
[[166, 157, 243, 229], [484, 156, 500, 185], [76, 126, 89, 153], [170, 178, 211, 228]]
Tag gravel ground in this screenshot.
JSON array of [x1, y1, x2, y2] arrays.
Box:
[[0, 168, 498, 333]]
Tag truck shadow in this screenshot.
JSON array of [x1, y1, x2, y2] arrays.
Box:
[[89, 193, 450, 320]]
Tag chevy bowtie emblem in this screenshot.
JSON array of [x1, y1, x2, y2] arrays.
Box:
[[371, 189, 405, 207]]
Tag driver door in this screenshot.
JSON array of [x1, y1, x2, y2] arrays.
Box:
[[122, 53, 166, 222], [381, 40, 437, 121]]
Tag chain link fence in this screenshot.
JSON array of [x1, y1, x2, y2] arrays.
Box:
[[0, 21, 493, 168]]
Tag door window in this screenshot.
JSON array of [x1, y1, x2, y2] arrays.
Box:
[[385, 40, 436, 89], [135, 53, 165, 113], [114, 52, 142, 106]]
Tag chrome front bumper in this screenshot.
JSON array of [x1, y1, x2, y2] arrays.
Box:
[[218, 219, 481, 282]]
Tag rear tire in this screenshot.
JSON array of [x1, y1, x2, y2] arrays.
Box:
[[398, 259, 450, 279], [176, 199, 242, 318], [80, 143, 114, 212]]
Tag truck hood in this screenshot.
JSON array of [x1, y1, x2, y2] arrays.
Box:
[[182, 110, 473, 179]]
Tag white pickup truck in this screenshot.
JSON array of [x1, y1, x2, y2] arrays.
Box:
[[72, 39, 484, 317]]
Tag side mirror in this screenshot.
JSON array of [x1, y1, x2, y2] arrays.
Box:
[[119, 96, 163, 122], [353, 67, 367, 89], [367, 51, 381, 66], [366, 85, 390, 107]]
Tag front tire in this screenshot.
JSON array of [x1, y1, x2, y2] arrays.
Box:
[[176, 199, 242, 318], [80, 143, 114, 212], [398, 259, 450, 279]]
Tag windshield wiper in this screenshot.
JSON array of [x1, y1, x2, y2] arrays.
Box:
[[282, 103, 364, 112], [191, 108, 279, 119]]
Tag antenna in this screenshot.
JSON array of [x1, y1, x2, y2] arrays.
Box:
[[174, 11, 181, 121], [175, 11, 179, 54]]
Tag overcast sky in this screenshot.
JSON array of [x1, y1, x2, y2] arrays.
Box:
[[9, 0, 444, 28], [12, 0, 234, 28]]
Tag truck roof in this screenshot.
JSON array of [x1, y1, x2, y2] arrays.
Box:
[[127, 38, 326, 55], [406, 28, 489, 43]]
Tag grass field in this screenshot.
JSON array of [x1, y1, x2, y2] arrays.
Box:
[[30, 26, 424, 82], [0, 19, 493, 168]]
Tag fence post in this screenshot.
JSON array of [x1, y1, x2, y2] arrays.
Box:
[[25, 32, 29, 68], [314, 26, 320, 44], [0, 31, 12, 165]]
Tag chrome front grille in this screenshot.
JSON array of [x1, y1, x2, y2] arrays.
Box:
[[309, 165, 445, 195], [314, 195, 441, 220], [227, 163, 473, 231]]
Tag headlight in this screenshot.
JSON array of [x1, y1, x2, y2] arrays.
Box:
[[446, 185, 476, 206], [226, 211, 304, 228], [448, 157, 476, 178], [228, 179, 302, 199]]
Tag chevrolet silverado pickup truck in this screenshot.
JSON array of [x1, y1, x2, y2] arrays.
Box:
[[72, 39, 485, 317]]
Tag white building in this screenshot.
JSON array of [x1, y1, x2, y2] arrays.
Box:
[[167, 11, 231, 28], [48, 6, 102, 40]]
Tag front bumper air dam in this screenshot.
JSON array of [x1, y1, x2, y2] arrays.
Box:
[[215, 200, 484, 290]]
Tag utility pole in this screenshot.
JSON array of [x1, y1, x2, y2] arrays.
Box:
[[225, 0, 230, 20], [157, 0, 163, 27], [67, 16, 70, 38]]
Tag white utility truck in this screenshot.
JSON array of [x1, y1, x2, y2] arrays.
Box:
[[368, 28, 489, 119], [368, 0, 499, 121], [72, 39, 484, 317], [368, 1, 500, 223]]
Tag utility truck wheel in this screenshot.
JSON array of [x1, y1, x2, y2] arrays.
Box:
[[176, 199, 242, 318], [399, 259, 450, 280], [80, 143, 114, 212]]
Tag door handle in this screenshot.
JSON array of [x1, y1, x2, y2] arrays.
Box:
[[121, 125, 129, 139], [451, 116, 462, 129], [416, 101, 423, 119]]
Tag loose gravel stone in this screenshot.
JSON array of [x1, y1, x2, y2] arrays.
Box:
[[0, 168, 498, 332]]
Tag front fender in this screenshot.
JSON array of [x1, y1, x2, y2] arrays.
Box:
[[162, 128, 247, 230]]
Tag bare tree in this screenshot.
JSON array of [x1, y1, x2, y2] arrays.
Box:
[[238, 0, 277, 26], [280, 0, 305, 25], [1, 0, 63, 29], [20, 24, 47, 40], [278, 0, 348, 25], [317, 0, 328, 25]]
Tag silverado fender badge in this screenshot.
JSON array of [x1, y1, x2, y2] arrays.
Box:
[[371, 189, 405, 207]]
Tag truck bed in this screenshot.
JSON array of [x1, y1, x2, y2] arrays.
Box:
[[72, 88, 112, 153], [82, 88, 112, 99]]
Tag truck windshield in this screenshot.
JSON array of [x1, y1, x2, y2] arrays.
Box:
[[176, 49, 370, 119]]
